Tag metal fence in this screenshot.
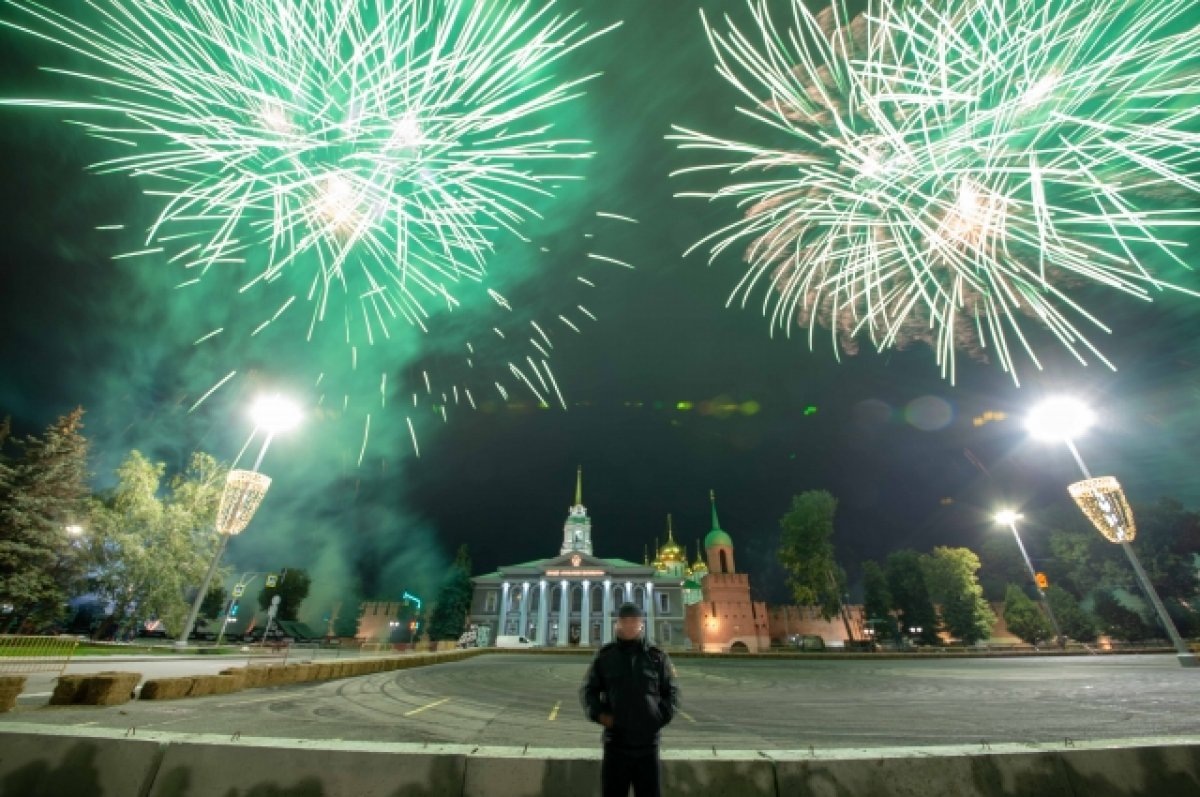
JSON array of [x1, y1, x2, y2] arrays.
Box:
[[0, 635, 79, 675]]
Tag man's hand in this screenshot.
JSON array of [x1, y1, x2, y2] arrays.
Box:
[[598, 713, 614, 728]]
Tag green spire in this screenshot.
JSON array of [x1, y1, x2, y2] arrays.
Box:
[[705, 490, 733, 550], [575, 465, 582, 506], [667, 513, 674, 541]]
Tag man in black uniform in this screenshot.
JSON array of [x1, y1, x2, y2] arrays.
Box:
[[580, 602, 680, 797]]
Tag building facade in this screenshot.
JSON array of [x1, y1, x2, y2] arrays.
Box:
[[684, 492, 772, 652], [468, 470, 688, 647]]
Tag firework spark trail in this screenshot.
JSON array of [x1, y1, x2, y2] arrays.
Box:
[[671, 0, 1200, 383], [3, 0, 617, 325], [4, 1, 635, 457]]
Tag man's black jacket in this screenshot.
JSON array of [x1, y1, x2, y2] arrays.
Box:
[[579, 636, 680, 749]]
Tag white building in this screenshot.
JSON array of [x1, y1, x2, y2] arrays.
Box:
[[468, 469, 688, 647]]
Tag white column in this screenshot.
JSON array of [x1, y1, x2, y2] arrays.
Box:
[[602, 581, 613, 644], [518, 582, 530, 640], [536, 581, 549, 644], [557, 581, 570, 646], [645, 581, 656, 644], [580, 581, 592, 646], [497, 583, 510, 640]]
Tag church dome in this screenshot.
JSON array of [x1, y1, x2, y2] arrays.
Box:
[[704, 528, 733, 548], [658, 515, 685, 563]]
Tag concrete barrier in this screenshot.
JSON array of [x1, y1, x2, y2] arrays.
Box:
[[0, 726, 1196, 797], [0, 726, 163, 797], [147, 736, 468, 797]]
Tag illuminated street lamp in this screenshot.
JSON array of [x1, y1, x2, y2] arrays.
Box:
[[176, 395, 300, 648], [1027, 398, 1196, 668], [994, 510, 1063, 647]]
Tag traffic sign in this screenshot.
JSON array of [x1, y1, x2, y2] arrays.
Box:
[[265, 574, 278, 588], [1035, 572, 1049, 589], [232, 584, 245, 598]]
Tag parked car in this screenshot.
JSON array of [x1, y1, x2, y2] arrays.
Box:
[[495, 635, 538, 649]]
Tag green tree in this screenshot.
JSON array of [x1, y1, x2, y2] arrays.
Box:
[[1129, 499, 1200, 600], [861, 560, 896, 641], [428, 545, 473, 641], [257, 568, 311, 621], [1043, 585, 1097, 642], [778, 491, 846, 621], [1092, 590, 1154, 642], [978, 534, 1036, 602], [199, 583, 228, 623], [1003, 584, 1053, 645], [920, 547, 996, 644], [0, 409, 90, 629], [885, 549, 939, 645], [87, 450, 225, 637]]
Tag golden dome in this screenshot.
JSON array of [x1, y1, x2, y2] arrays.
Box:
[[658, 515, 686, 563], [691, 539, 708, 574]]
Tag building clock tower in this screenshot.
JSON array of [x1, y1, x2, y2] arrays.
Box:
[[560, 466, 593, 556]]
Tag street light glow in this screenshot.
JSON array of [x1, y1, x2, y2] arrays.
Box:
[[251, 395, 303, 434], [993, 510, 1022, 526], [1026, 397, 1095, 441], [65, 524, 84, 536]]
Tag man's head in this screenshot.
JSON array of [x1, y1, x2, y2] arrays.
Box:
[[615, 602, 644, 640]]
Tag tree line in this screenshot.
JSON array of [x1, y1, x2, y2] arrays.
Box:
[[778, 489, 1200, 646], [0, 409, 313, 638]]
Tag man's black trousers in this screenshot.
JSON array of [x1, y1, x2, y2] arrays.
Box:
[[601, 745, 661, 797]]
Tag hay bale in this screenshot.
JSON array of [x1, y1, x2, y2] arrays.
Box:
[[140, 678, 194, 701], [241, 667, 270, 689], [288, 663, 318, 683], [217, 669, 248, 690], [187, 675, 221, 697], [0, 676, 26, 713], [212, 674, 242, 695], [263, 665, 291, 686], [50, 675, 88, 705], [81, 672, 140, 706]]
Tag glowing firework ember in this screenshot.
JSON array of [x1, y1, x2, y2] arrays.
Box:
[[2, 0, 616, 349], [671, 0, 1200, 382], [2, 0, 627, 459]]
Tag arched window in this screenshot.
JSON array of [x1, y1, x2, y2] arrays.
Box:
[[719, 549, 729, 573]]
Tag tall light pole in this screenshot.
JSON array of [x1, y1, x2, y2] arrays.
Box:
[[994, 510, 1063, 647], [176, 395, 300, 648], [1027, 397, 1197, 668]]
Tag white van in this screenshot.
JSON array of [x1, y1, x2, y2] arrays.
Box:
[[495, 635, 538, 648]]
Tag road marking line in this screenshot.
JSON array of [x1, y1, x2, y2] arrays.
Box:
[[22, 692, 52, 698], [548, 701, 561, 721], [677, 710, 696, 723], [75, 721, 99, 727], [404, 697, 450, 717], [216, 694, 291, 708]]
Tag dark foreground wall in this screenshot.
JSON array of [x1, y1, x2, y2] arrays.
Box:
[[0, 724, 1197, 797]]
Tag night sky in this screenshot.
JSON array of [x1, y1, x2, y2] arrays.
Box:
[[1, 1, 1198, 621]]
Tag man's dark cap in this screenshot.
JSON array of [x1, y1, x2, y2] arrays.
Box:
[[617, 602, 644, 619]]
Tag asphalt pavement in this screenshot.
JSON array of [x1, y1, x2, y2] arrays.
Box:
[[2, 652, 1198, 750]]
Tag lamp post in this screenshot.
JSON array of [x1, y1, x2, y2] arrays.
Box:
[[994, 510, 1063, 647], [1027, 397, 1196, 668], [175, 395, 300, 648]]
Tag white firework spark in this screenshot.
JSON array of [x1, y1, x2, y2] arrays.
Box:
[[672, 0, 1200, 383]]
